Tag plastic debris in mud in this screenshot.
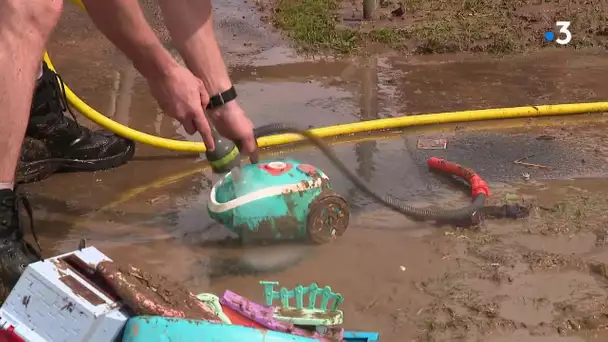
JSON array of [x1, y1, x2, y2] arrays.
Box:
[[260, 280, 344, 326], [0, 247, 131, 342], [0, 246, 380, 342], [121, 280, 379, 341], [416, 137, 448, 150]]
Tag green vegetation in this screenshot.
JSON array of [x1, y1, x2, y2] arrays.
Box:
[[270, 0, 360, 54], [270, 0, 409, 54], [268, 0, 608, 55]]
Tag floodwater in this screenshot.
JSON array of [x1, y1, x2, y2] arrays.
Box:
[[24, 1, 608, 341]]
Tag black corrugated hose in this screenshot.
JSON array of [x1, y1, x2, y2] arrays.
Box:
[[253, 123, 488, 224]]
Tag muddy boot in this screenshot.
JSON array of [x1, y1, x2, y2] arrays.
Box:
[[21, 62, 135, 181], [16, 137, 61, 184], [0, 189, 42, 299]]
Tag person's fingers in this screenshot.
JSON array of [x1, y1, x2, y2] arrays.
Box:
[[182, 119, 197, 135], [195, 89, 215, 150], [192, 113, 215, 151], [249, 149, 260, 164], [239, 135, 259, 164], [198, 82, 210, 108]]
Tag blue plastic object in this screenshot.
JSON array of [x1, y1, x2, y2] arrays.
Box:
[[343, 331, 380, 342], [122, 316, 318, 342], [207, 158, 349, 243]]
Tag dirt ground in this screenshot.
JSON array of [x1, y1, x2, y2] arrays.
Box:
[[409, 178, 608, 341], [265, 0, 608, 54]]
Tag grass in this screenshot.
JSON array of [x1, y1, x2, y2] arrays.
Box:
[[270, 0, 409, 54], [271, 0, 361, 54], [268, 0, 608, 55]]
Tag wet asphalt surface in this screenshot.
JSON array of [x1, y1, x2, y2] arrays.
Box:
[[20, 1, 608, 341]]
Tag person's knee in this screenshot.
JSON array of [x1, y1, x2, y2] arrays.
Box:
[[5, 0, 63, 38]]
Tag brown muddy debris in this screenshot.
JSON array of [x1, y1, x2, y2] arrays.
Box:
[[96, 261, 221, 322], [59, 274, 106, 306], [414, 180, 608, 342], [239, 215, 302, 244]]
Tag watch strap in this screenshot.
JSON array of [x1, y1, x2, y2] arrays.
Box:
[[206, 86, 237, 110]]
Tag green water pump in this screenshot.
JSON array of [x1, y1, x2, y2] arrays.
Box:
[[207, 158, 349, 244]]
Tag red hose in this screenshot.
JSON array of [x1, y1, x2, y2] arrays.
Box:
[[427, 157, 490, 198]]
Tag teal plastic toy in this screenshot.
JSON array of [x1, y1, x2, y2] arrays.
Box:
[[122, 316, 318, 342], [121, 316, 380, 342], [208, 158, 349, 244], [261, 280, 344, 327]]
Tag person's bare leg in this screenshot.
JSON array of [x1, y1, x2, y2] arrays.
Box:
[[0, 0, 63, 298], [0, 0, 63, 188]]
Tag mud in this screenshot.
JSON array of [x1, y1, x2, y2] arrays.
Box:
[[59, 274, 106, 306], [20, 1, 608, 342], [239, 216, 302, 244], [96, 261, 220, 322], [307, 190, 350, 244]]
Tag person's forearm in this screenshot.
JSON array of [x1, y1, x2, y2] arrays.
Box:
[[157, 0, 232, 95], [81, 0, 179, 80]]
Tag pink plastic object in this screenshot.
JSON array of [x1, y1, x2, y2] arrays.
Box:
[[220, 290, 344, 341], [258, 162, 293, 176]]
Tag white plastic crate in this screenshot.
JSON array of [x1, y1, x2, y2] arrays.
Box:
[[0, 247, 130, 342]]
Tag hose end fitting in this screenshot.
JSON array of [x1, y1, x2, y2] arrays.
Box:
[[206, 135, 241, 174]]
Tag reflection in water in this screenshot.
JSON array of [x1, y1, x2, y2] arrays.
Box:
[[105, 54, 136, 126], [153, 107, 165, 136], [388, 50, 608, 115], [106, 70, 119, 119], [348, 57, 380, 211], [114, 63, 137, 125], [356, 56, 380, 182]]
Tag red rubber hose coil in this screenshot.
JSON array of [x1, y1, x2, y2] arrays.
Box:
[[427, 157, 490, 198]]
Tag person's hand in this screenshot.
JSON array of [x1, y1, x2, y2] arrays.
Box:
[[207, 100, 259, 163], [147, 64, 216, 150]]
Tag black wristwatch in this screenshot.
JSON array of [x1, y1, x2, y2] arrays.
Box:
[[206, 86, 238, 110]]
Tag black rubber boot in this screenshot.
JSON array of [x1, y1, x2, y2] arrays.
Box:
[[0, 189, 42, 299], [19, 61, 136, 183], [16, 137, 60, 184]]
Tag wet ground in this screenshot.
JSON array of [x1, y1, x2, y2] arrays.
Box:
[[25, 1, 608, 341]]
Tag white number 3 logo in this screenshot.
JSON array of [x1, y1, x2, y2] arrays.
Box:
[[556, 21, 572, 45]]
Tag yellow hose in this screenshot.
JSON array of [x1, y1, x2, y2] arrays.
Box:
[[70, 0, 85, 9], [50, 0, 608, 153], [44, 49, 608, 152]]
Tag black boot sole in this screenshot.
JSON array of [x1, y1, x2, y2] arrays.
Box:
[[17, 141, 136, 184]]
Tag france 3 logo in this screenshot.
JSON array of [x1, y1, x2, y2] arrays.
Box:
[[544, 21, 572, 45]]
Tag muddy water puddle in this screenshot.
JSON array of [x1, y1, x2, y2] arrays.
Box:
[[30, 4, 608, 341], [25, 172, 608, 341]]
